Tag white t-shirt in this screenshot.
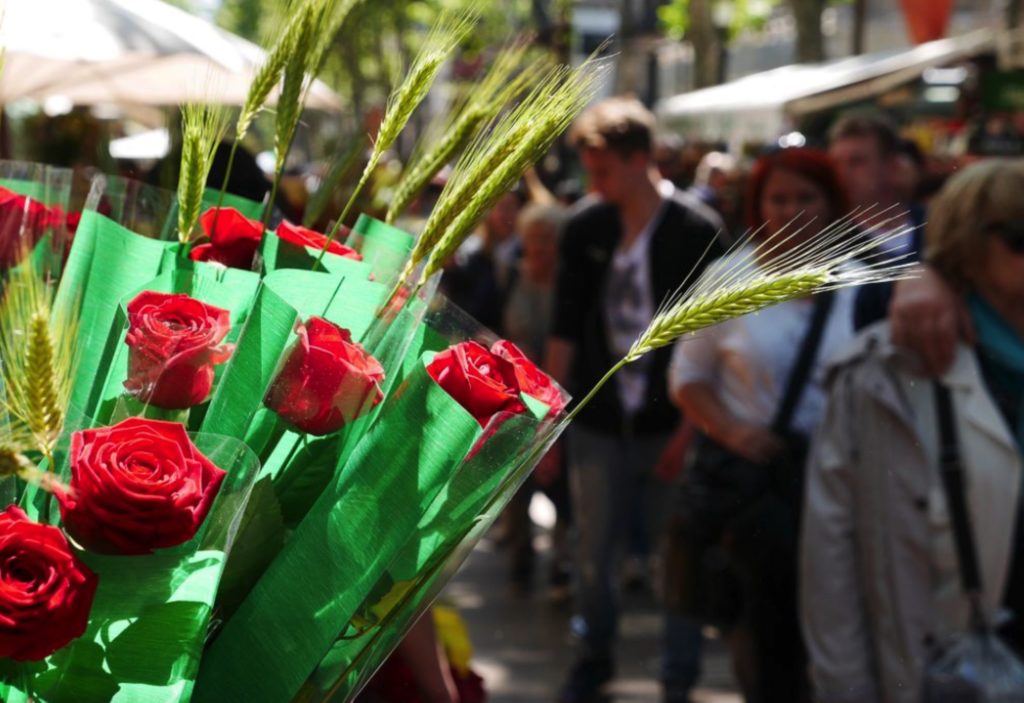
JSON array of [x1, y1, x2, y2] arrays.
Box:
[[604, 185, 672, 415], [667, 251, 859, 437]]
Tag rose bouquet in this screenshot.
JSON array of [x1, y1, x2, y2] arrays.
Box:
[[0, 0, 921, 701]]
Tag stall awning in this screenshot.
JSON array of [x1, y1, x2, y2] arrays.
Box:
[[655, 29, 994, 144]]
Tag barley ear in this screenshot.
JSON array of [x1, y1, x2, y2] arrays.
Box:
[[178, 102, 230, 244]]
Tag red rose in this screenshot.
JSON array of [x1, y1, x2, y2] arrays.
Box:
[[277, 220, 362, 260], [0, 505, 97, 661], [124, 291, 234, 410], [426, 341, 526, 427], [189, 207, 263, 270], [0, 188, 53, 269], [490, 340, 567, 417], [57, 417, 227, 555], [264, 317, 385, 436]]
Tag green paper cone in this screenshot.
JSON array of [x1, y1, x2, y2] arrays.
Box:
[[3, 432, 260, 703], [193, 355, 485, 703]]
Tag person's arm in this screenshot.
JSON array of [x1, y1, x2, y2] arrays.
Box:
[[675, 381, 782, 464], [800, 372, 880, 703], [889, 264, 974, 376], [668, 324, 781, 464]]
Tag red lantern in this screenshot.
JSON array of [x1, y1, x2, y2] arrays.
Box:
[[900, 0, 954, 44]]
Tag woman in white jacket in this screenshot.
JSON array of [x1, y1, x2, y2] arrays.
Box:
[[801, 159, 1024, 703]]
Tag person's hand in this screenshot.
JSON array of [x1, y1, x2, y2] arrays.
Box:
[[722, 424, 784, 464], [534, 441, 562, 487], [655, 421, 695, 483], [889, 265, 974, 377]]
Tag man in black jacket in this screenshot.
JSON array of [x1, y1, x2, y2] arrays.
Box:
[[546, 97, 724, 703]]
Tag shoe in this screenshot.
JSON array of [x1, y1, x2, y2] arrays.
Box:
[[557, 655, 614, 703]]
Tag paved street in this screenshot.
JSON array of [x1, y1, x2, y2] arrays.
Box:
[[442, 500, 742, 703]]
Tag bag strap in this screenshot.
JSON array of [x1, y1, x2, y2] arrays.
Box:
[[933, 382, 984, 596], [771, 291, 836, 435]]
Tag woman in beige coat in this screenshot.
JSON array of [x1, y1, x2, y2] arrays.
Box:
[[800, 159, 1024, 703]]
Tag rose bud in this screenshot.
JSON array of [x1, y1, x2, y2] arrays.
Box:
[[0, 505, 98, 660], [490, 340, 567, 418], [189, 207, 263, 270], [124, 291, 234, 410], [426, 341, 526, 427], [57, 418, 227, 555], [264, 317, 385, 436], [276, 220, 362, 260]]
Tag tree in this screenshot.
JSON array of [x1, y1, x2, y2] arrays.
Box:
[[788, 0, 826, 62], [659, 0, 839, 88], [658, 0, 776, 88]]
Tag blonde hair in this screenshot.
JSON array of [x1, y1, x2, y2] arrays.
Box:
[[926, 159, 1024, 289]]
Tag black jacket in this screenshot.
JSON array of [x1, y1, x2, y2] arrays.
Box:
[[552, 191, 724, 436]]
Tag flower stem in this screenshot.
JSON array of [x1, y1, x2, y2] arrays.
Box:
[[261, 172, 281, 235], [313, 158, 376, 271], [561, 358, 628, 428]]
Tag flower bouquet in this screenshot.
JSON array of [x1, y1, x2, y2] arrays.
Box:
[[0, 1, 917, 701]]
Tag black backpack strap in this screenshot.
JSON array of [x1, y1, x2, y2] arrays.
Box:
[[933, 381, 984, 597], [771, 290, 836, 435]]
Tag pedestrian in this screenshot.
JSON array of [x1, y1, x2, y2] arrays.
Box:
[[546, 96, 724, 703], [667, 148, 856, 703], [827, 112, 926, 329], [801, 158, 1024, 702]]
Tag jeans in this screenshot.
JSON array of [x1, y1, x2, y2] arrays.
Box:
[[567, 424, 702, 691]]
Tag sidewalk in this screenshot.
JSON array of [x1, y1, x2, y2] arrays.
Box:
[[442, 521, 741, 703]]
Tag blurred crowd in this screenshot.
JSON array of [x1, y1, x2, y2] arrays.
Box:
[[358, 96, 1024, 703]]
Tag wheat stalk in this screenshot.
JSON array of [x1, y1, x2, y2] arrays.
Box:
[[0, 262, 78, 461], [385, 46, 537, 225], [178, 102, 230, 244], [385, 105, 487, 225], [308, 0, 362, 77], [396, 64, 574, 288], [414, 61, 605, 285], [314, 10, 475, 267]]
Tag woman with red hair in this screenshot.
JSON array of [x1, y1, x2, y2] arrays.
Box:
[[666, 148, 855, 703]]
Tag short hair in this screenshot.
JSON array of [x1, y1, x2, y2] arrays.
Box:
[[745, 148, 850, 230], [829, 112, 900, 157], [568, 97, 656, 157], [926, 159, 1024, 290]]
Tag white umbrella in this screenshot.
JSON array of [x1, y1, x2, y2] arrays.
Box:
[[0, 0, 342, 111]]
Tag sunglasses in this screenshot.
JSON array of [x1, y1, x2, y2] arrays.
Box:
[[985, 221, 1024, 255]]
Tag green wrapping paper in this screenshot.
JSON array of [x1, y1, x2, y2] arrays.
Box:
[[195, 270, 396, 618], [0, 433, 260, 703], [54, 212, 179, 416], [302, 398, 556, 703], [194, 354, 494, 703], [345, 215, 415, 283]]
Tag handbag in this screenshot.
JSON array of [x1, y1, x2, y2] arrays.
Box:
[[662, 291, 834, 626], [921, 382, 1024, 702]]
